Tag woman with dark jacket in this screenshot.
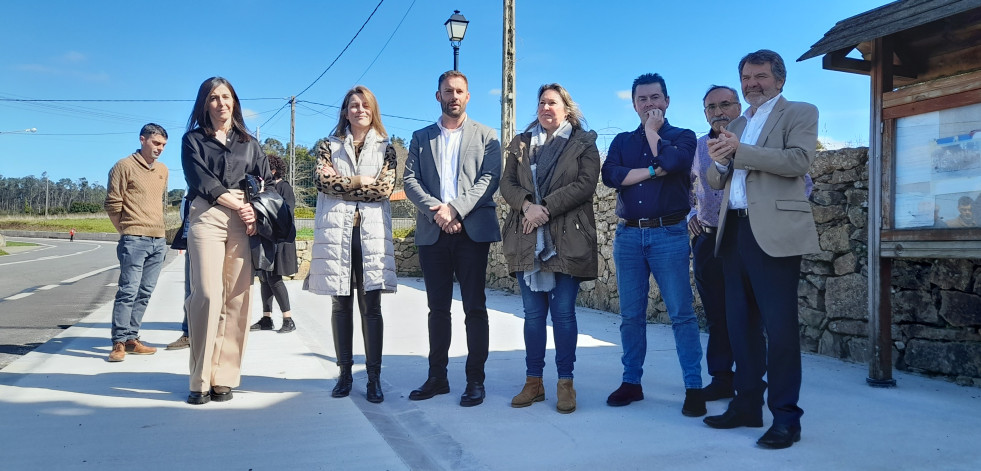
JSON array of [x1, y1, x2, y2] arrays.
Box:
[[182, 76, 271, 405], [500, 83, 600, 414], [250, 153, 299, 333]]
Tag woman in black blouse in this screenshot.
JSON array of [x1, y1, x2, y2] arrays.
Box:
[[182, 76, 271, 405]]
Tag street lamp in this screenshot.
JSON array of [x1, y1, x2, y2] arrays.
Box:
[[444, 10, 469, 71], [0, 128, 37, 134]]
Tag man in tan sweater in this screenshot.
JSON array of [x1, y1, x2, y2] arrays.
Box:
[[104, 123, 169, 362]]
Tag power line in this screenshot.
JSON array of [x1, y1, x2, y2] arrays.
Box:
[[0, 98, 283, 102], [300, 100, 431, 123], [349, 0, 416, 87], [294, 0, 385, 99]]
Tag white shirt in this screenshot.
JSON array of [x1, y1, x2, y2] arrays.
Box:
[[721, 93, 781, 209], [436, 117, 465, 203]]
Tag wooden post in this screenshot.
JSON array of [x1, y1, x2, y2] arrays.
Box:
[[867, 36, 896, 387], [500, 0, 516, 150]]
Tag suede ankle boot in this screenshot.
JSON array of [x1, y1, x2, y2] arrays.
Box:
[[556, 378, 577, 414], [332, 365, 353, 398], [511, 376, 545, 408]]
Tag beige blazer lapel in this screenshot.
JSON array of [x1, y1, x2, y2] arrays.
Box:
[[755, 96, 788, 146]]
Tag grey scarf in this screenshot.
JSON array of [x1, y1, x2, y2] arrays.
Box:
[[523, 121, 572, 292]]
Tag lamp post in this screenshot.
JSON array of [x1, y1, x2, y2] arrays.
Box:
[[444, 10, 469, 71]]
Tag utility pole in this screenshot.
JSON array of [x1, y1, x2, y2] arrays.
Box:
[[289, 96, 296, 188], [501, 0, 516, 149]]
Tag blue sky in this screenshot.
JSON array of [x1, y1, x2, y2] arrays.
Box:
[[1, 0, 888, 190]]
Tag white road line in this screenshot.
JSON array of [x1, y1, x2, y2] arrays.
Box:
[[4, 293, 33, 301], [61, 265, 119, 284], [37, 285, 59, 290], [0, 240, 107, 267]]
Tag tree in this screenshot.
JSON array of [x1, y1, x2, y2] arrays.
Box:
[[262, 138, 287, 158]]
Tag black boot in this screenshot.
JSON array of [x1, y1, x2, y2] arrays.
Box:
[[366, 368, 383, 403], [331, 296, 354, 398], [332, 365, 353, 398], [363, 290, 384, 404]]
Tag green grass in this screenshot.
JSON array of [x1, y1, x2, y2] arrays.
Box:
[[0, 217, 119, 233], [0, 249, 7, 256], [296, 227, 313, 241], [4, 241, 37, 247]]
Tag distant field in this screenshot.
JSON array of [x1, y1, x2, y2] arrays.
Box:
[[0, 213, 182, 234], [4, 241, 37, 247]]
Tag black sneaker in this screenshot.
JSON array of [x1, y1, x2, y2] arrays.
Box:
[[250, 316, 275, 331], [682, 388, 707, 417], [278, 318, 296, 333]]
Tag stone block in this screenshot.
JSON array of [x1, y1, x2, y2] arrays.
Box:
[[844, 188, 868, 207], [828, 319, 867, 336], [799, 279, 823, 310], [804, 250, 835, 262], [813, 205, 846, 224], [834, 253, 858, 275], [810, 190, 846, 206], [891, 290, 938, 324], [820, 224, 853, 253], [818, 330, 844, 358], [830, 168, 860, 184], [825, 273, 868, 320], [906, 340, 981, 377], [801, 260, 833, 276], [805, 274, 827, 290], [846, 337, 871, 364], [847, 206, 866, 228], [928, 259, 973, 291], [939, 291, 981, 327], [891, 260, 931, 290], [906, 324, 981, 342], [975, 268, 981, 295]]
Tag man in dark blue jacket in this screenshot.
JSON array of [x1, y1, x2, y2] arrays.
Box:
[[601, 73, 705, 417]]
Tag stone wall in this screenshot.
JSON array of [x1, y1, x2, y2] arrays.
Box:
[[295, 149, 981, 386]]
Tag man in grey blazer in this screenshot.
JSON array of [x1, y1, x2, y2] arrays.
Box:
[[703, 50, 819, 450], [403, 70, 502, 407]]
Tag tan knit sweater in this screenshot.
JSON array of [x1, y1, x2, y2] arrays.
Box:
[[104, 152, 169, 237]]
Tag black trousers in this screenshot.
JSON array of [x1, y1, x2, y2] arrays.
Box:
[[331, 226, 383, 371], [692, 230, 734, 383], [259, 272, 291, 313], [720, 212, 803, 426], [418, 230, 491, 384]]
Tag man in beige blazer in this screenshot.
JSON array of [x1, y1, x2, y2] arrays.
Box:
[[702, 50, 819, 450]]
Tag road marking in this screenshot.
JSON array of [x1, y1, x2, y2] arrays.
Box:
[[37, 285, 59, 290], [106, 283, 117, 287], [4, 293, 33, 301], [61, 265, 119, 284], [0, 240, 107, 267]]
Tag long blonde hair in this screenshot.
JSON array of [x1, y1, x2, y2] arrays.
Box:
[[333, 85, 387, 138]]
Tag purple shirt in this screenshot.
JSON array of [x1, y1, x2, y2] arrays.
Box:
[[690, 133, 814, 227], [690, 134, 726, 228]]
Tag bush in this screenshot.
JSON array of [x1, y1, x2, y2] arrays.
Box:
[[70, 202, 102, 213], [295, 207, 315, 219], [392, 227, 415, 239]]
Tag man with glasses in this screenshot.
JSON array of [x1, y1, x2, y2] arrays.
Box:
[[688, 85, 742, 403]]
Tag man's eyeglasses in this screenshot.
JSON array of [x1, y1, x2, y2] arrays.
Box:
[[704, 102, 738, 113]]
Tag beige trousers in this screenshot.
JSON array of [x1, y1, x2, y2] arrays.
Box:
[[186, 192, 253, 393]]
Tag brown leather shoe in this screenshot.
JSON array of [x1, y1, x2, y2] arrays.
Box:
[[125, 338, 157, 355], [108, 342, 126, 362], [511, 376, 545, 408]]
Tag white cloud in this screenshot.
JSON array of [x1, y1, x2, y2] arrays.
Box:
[[242, 108, 259, 121], [489, 88, 501, 96], [61, 51, 87, 63], [819, 135, 849, 150], [616, 90, 631, 100]]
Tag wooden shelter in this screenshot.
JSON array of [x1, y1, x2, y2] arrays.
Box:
[[799, 0, 981, 386]]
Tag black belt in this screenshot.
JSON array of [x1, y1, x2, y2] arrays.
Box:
[[729, 208, 749, 218], [701, 225, 717, 234], [623, 212, 687, 229]]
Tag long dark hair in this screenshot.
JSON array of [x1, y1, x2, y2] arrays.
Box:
[[186, 76, 251, 142]]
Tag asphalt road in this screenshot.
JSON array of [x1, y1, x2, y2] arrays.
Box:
[[0, 236, 175, 369]]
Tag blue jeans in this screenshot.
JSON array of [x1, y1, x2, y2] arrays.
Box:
[[613, 221, 703, 389], [111, 235, 167, 343], [517, 272, 580, 379]]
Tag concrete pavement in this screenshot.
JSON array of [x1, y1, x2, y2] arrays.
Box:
[[0, 253, 979, 470]]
